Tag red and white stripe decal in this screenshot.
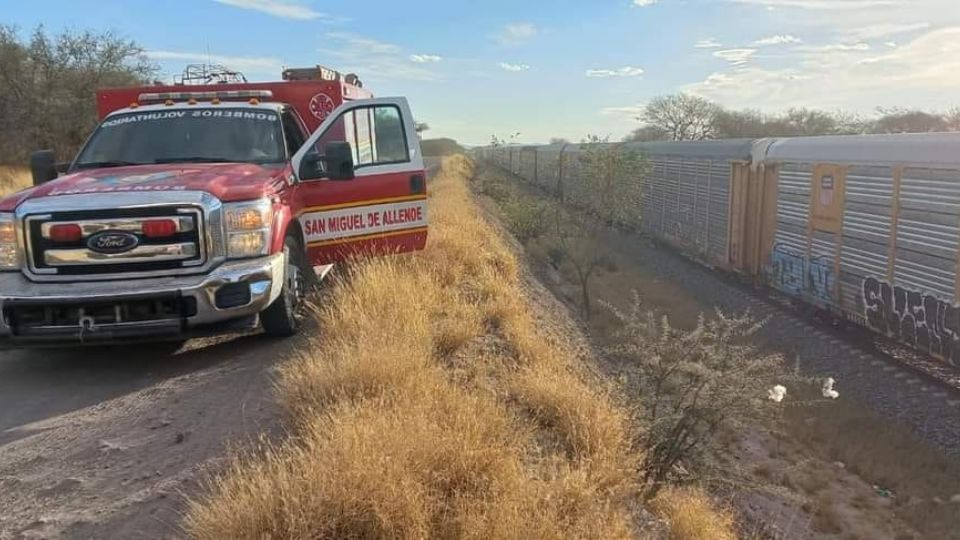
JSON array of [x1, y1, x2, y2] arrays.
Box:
[[299, 197, 427, 246]]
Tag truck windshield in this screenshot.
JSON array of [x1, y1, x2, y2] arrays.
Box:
[[74, 108, 285, 169]]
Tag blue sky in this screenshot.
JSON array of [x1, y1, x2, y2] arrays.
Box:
[[5, 0, 959, 144]]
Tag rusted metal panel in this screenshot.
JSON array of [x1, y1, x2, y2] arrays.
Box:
[[728, 163, 749, 271], [810, 165, 846, 234]]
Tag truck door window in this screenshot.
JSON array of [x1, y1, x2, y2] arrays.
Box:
[[370, 106, 408, 164], [281, 109, 306, 156], [310, 104, 410, 173]]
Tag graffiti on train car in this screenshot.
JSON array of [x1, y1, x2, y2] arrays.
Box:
[[769, 243, 834, 302], [770, 244, 804, 295], [862, 277, 960, 365], [808, 256, 834, 302]]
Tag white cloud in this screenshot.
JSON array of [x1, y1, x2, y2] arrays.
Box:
[[320, 33, 440, 82], [211, 0, 323, 20], [753, 34, 802, 45], [695, 38, 723, 48], [145, 50, 282, 74], [685, 26, 960, 114], [713, 48, 758, 65], [326, 32, 399, 55], [601, 104, 646, 117], [409, 54, 442, 63], [586, 66, 645, 78], [847, 22, 931, 40], [498, 62, 531, 72], [495, 23, 538, 45], [632, 0, 659, 6], [884, 41, 898, 47], [795, 42, 870, 52]]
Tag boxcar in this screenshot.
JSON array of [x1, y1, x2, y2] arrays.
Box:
[[479, 132, 960, 366], [757, 133, 960, 366]]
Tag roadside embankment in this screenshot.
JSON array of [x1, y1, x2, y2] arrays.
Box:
[[0, 165, 30, 196], [186, 156, 724, 538]]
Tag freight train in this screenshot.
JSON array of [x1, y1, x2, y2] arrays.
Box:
[[479, 134, 960, 367]]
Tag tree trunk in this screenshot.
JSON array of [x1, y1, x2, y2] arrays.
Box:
[[579, 275, 591, 320]]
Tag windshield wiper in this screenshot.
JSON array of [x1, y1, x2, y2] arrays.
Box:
[[73, 160, 146, 170], [152, 156, 235, 164]]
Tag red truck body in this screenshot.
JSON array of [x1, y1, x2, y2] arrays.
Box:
[[0, 68, 427, 347]]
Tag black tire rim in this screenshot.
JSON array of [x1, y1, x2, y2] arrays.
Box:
[[284, 245, 306, 323]]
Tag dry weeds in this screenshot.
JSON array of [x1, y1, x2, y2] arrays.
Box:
[[652, 487, 737, 540], [0, 165, 30, 196], [185, 156, 665, 538]]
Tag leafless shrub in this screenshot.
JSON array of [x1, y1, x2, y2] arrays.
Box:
[[604, 292, 786, 498]]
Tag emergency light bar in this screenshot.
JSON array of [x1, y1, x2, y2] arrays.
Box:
[[137, 90, 274, 103]]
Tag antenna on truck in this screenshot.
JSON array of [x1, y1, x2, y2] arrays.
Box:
[[175, 64, 248, 86]]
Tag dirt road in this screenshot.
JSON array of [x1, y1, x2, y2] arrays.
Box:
[[0, 331, 311, 539], [0, 161, 445, 540]]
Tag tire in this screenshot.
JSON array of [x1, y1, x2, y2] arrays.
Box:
[[261, 235, 310, 337]]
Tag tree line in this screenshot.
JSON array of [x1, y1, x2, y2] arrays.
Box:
[[0, 26, 154, 164], [626, 93, 960, 142]]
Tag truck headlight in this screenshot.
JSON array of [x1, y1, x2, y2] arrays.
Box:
[[223, 199, 272, 259], [0, 213, 20, 270]]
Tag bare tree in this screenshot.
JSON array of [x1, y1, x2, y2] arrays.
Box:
[[713, 109, 775, 139], [623, 125, 670, 142], [639, 94, 721, 141], [873, 108, 948, 133], [0, 25, 154, 164], [552, 136, 647, 319], [779, 108, 838, 137]]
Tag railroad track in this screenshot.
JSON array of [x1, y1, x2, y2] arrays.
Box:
[[649, 241, 960, 455]]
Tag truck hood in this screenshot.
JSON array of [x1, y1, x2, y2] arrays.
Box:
[[0, 163, 288, 211]]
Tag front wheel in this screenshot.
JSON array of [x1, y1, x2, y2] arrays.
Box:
[[261, 235, 310, 337]]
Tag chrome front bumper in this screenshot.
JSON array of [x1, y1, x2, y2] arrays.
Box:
[[0, 254, 285, 347]]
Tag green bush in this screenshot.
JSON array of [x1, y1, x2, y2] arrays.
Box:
[[502, 198, 549, 244]]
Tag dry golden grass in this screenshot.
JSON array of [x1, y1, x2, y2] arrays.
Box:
[[0, 165, 30, 196], [652, 487, 737, 540], [184, 156, 646, 539]]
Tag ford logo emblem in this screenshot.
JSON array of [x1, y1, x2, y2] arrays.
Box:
[[87, 231, 139, 254]]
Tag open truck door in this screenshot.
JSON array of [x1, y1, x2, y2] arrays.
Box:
[[291, 97, 427, 265]]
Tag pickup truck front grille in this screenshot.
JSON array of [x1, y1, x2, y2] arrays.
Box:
[[24, 206, 207, 277]]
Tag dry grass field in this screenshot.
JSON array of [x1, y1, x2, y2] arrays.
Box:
[[0, 165, 30, 196], [184, 156, 733, 539]]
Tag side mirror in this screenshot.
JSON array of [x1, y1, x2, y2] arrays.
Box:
[[30, 150, 58, 186], [322, 142, 355, 181]]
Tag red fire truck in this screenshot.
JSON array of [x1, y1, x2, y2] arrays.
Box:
[[0, 66, 428, 348]]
